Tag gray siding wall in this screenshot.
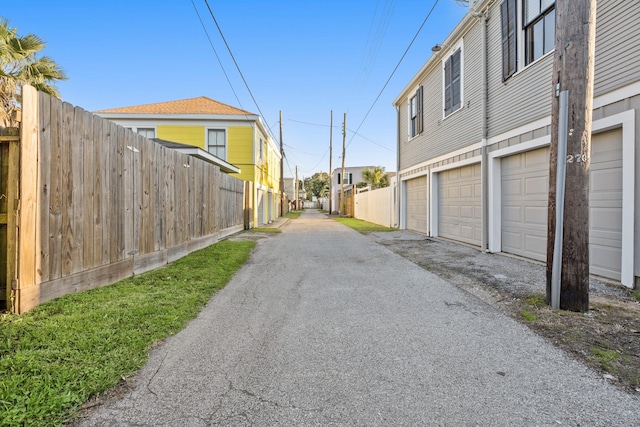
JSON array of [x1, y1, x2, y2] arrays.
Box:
[[594, 1, 640, 97], [485, 6, 554, 138], [486, 0, 639, 139], [399, 0, 640, 169], [399, 24, 484, 171]]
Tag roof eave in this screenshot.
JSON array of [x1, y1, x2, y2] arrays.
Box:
[[392, 0, 493, 106], [94, 112, 260, 122]]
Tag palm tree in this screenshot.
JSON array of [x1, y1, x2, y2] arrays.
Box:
[[362, 166, 389, 190], [0, 17, 67, 127]]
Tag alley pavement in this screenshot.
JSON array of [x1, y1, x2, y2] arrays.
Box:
[[78, 209, 639, 426]]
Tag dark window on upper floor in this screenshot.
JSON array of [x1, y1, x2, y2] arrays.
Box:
[[444, 49, 461, 117], [524, 0, 555, 65], [409, 86, 423, 138], [501, 0, 517, 80]]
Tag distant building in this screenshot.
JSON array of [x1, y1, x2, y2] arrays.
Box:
[[96, 96, 281, 227]]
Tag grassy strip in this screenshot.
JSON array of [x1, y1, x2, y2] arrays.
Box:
[[283, 210, 302, 219], [333, 217, 395, 233], [252, 227, 282, 233], [0, 240, 255, 427]]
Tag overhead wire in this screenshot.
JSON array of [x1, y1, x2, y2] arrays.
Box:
[[201, 0, 279, 143], [347, 0, 441, 149], [190, 0, 245, 113]]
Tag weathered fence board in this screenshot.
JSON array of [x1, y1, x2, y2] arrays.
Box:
[[39, 93, 51, 283], [7, 86, 246, 313]]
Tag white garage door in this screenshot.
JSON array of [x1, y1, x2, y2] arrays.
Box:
[[438, 163, 482, 246], [257, 190, 266, 226], [589, 128, 623, 281], [405, 176, 427, 233], [501, 147, 549, 261], [500, 128, 623, 281]]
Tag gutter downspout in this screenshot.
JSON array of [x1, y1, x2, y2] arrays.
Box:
[[475, 8, 490, 252]]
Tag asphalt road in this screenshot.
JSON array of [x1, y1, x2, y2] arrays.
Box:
[[78, 210, 639, 426]]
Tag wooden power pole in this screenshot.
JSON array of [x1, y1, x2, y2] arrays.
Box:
[[279, 110, 284, 216], [546, 0, 597, 312], [329, 110, 333, 214], [340, 113, 346, 216]]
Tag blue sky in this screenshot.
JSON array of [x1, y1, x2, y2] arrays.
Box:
[[4, 0, 468, 178]]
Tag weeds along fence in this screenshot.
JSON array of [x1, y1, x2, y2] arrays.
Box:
[[3, 86, 246, 314]]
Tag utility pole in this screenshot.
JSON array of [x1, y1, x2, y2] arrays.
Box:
[[340, 113, 346, 216], [295, 166, 298, 210], [329, 110, 333, 214], [546, 0, 597, 312], [279, 110, 284, 216]]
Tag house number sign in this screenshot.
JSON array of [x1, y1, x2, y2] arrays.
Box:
[[564, 128, 589, 164]]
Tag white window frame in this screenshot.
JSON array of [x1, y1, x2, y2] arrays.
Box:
[[135, 127, 156, 139], [502, 0, 556, 81], [523, 0, 556, 66], [408, 86, 424, 139], [441, 40, 464, 119], [207, 128, 227, 160]]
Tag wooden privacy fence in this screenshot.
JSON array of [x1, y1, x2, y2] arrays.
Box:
[[3, 86, 246, 314]]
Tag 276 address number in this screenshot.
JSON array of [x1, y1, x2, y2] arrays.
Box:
[[566, 154, 588, 163]]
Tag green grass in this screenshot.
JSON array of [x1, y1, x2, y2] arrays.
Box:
[[520, 309, 537, 322], [283, 210, 302, 219], [0, 240, 254, 427], [632, 290, 640, 302], [523, 294, 547, 308], [332, 217, 395, 233], [252, 227, 282, 233], [589, 346, 621, 374]]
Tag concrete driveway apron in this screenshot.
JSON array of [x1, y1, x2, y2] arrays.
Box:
[[79, 209, 639, 426]]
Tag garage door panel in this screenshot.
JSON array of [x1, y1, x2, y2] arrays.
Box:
[[503, 206, 522, 222], [460, 184, 474, 198], [501, 147, 549, 260], [460, 225, 475, 240], [525, 234, 547, 259], [524, 148, 549, 167], [460, 205, 475, 219], [503, 178, 521, 196], [502, 154, 523, 172], [406, 176, 427, 233], [590, 243, 622, 279], [502, 231, 520, 248], [591, 207, 623, 232], [524, 205, 547, 225], [500, 128, 623, 281], [525, 176, 548, 195], [438, 163, 482, 246], [591, 169, 622, 193]]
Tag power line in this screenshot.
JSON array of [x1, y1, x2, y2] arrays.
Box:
[[347, 0, 441, 149], [201, 0, 278, 142], [347, 128, 394, 152], [190, 0, 244, 110]]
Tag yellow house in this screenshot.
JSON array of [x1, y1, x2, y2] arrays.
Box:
[[96, 96, 281, 227]]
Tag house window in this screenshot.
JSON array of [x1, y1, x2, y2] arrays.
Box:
[[409, 86, 423, 138], [500, 0, 517, 80], [524, 0, 555, 65], [207, 129, 226, 160], [444, 48, 462, 117], [337, 172, 352, 185], [136, 128, 155, 138]]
